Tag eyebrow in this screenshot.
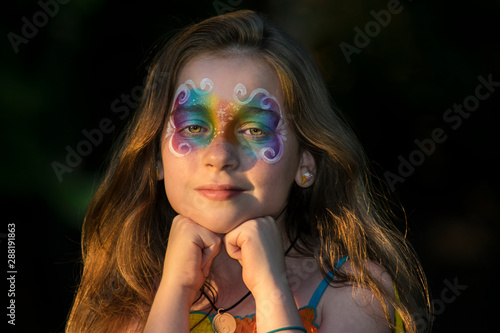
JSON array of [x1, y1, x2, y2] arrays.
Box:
[[171, 104, 208, 114], [173, 104, 280, 116], [239, 106, 281, 118], [171, 103, 283, 128]]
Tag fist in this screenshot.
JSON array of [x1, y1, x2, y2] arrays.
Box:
[[161, 215, 222, 298], [224, 217, 286, 292]]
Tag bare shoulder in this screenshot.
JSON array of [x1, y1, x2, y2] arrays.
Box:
[[317, 260, 395, 332]]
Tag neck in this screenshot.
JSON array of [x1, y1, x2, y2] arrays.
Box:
[[209, 244, 245, 288]]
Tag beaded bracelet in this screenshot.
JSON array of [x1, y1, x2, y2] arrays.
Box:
[[267, 326, 307, 333]]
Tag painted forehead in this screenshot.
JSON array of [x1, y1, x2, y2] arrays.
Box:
[[165, 78, 287, 163]]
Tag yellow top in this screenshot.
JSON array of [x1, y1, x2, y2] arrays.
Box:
[[189, 306, 319, 332]]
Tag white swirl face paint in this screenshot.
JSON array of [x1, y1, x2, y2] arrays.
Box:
[[165, 78, 286, 163]]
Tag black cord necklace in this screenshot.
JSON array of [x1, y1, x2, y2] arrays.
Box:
[[204, 234, 298, 333]]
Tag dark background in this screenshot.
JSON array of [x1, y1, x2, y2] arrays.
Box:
[[1, 0, 498, 332]]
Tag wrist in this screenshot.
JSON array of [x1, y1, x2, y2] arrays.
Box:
[[251, 277, 304, 331], [251, 273, 291, 303], [145, 281, 194, 332], [157, 279, 199, 308]]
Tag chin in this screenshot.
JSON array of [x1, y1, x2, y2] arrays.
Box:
[[191, 212, 248, 234], [200, 219, 243, 235]]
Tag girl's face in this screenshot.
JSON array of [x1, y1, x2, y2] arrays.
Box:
[[159, 55, 305, 234]]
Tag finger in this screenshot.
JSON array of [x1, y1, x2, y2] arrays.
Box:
[[201, 237, 222, 276], [196, 227, 222, 264], [224, 227, 245, 261]]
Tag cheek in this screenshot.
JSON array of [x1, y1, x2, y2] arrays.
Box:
[[251, 158, 295, 187], [161, 155, 192, 204]]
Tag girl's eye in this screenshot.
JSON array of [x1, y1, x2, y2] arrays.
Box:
[[240, 123, 270, 138], [188, 125, 202, 133], [248, 128, 263, 135], [179, 124, 207, 136]]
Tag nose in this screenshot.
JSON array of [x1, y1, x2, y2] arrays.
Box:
[[202, 134, 239, 171]]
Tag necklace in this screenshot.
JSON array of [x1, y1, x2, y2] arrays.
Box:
[[204, 235, 298, 333]]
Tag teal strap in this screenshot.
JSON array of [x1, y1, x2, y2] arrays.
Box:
[[267, 326, 307, 333], [307, 256, 348, 308]]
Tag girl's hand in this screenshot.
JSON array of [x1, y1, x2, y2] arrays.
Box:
[[145, 216, 221, 332], [224, 217, 303, 331], [160, 215, 222, 301], [224, 216, 286, 294]]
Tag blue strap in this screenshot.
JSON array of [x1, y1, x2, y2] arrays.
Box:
[[307, 256, 348, 308]]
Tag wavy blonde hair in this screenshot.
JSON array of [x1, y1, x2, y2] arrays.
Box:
[[66, 10, 430, 332]]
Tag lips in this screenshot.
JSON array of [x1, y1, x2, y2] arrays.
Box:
[[195, 184, 245, 200]]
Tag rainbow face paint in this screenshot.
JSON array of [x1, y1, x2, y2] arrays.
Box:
[[165, 78, 287, 163]]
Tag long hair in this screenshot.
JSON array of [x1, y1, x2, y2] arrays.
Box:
[[67, 10, 430, 332]]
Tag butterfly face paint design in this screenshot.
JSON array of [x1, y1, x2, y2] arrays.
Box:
[[166, 78, 287, 163]]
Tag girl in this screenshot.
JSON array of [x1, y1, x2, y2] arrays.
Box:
[[67, 10, 430, 333]]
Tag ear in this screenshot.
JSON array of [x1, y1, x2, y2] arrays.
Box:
[[294, 149, 316, 188], [156, 159, 164, 181]]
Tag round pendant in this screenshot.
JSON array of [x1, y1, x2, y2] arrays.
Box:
[[212, 312, 237, 333]]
